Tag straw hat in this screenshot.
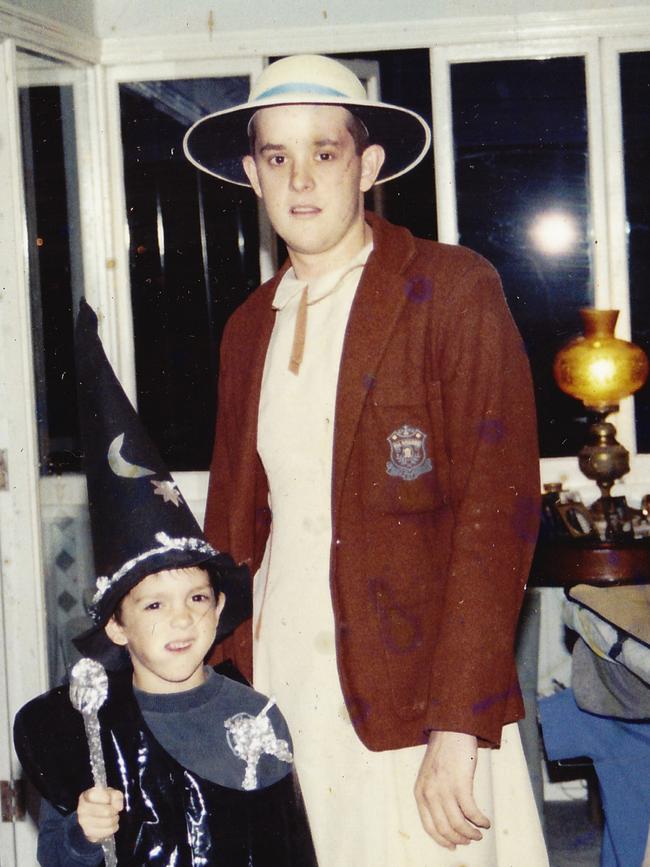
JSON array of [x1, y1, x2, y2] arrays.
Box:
[[183, 54, 431, 187]]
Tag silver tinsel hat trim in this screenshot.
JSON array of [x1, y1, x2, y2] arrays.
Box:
[[90, 531, 217, 620]]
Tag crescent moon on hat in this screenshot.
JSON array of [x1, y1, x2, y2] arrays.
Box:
[[107, 433, 156, 479]]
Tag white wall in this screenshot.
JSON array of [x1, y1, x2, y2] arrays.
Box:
[[5, 0, 647, 45], [92, 0, 643, 39], [7, 0, 94, 34]]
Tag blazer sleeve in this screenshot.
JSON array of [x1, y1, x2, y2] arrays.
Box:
[[204, 315, 237, 556], [203, 311, 260, 676], [425, 256, 540, 745]]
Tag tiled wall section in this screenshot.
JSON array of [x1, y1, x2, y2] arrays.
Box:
[[41, 505, 95, 687]]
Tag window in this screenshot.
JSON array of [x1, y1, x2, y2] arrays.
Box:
[[620, 51, 650, 453], [450, 56, 592, 458], [333, 49, 437, 242], [22, 36, 650, 478], [119, 77, 259, 470]]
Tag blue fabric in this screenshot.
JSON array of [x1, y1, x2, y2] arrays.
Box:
[[135, 666, 292, 790], [37, 803, 103, 866], [539, 688, 650, 867], [255, 82, 347, 100]]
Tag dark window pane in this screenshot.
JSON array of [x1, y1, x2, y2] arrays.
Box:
[[120, 77, 259, 471], [334, 49, 436, 241], [20, 84, 81, 474], [451, 57, 593, 458], [621, 52, 650, 453]]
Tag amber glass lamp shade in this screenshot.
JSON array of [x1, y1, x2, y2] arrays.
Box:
[[553, 309, 649, 412]]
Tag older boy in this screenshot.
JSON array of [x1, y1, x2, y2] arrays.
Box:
[[14, 300, 316, 866], [184, 54, 548, 864]]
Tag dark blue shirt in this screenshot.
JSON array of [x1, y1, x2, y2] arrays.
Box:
[[37, 668, 293, 866]]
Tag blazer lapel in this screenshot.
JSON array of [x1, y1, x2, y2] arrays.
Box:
[[332, 216, 417, 520]]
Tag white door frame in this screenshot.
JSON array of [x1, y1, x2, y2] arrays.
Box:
[[0, 37, 48, 866]]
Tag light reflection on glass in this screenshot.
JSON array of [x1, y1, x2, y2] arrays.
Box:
[[529, 210, 579, 256]]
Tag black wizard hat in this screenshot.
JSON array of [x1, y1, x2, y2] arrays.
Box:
[[73, 298, 251, 668]]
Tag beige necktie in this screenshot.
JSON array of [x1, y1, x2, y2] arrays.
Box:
[[289, 286, 308, 375], [287, 263, 365, 375]]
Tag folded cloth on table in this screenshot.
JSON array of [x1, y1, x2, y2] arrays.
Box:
[[571, 636, 650, 719], [563, 597, 650, 684]]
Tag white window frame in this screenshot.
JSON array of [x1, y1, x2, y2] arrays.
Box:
[[0, 37, 48, 867], [601, 34, 650, 491], [92, 10, 650, 499]]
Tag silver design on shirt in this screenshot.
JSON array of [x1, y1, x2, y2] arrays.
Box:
[[224, 698, 293, 790]]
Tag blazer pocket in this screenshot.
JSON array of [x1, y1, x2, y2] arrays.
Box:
[[360, 380, 448, 514]]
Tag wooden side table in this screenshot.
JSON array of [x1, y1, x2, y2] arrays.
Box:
[[530, 538, 650, 588]]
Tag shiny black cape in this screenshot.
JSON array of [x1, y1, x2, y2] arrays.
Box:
[[14, 664, 317, 866]]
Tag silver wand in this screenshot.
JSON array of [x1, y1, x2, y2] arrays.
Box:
[[70, 657, 118, 867]]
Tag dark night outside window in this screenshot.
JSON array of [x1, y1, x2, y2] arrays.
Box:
[[451, 57, 593, 459], [119, 77, 259, 471], [23, 54, 649, 473], [333, 49, 437, 243], [620, 52, 650, 453], [21, 85, 81, 474]]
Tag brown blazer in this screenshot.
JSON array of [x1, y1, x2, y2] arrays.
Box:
[[205, 212, 540, 750]]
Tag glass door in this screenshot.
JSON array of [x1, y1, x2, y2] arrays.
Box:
[[0, 41, 49, 867], [17, 50, 98, 690], [0, 44, 101, 863]]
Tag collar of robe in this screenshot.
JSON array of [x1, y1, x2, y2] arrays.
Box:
[[271, 241, 373, 374]]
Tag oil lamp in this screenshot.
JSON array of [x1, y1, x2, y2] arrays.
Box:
[[553, 308, 648, 537]]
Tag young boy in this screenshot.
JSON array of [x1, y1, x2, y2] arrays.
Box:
[[14, 299, 317, 866]]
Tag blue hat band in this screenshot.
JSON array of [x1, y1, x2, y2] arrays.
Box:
[[254, 82, 350, 101]]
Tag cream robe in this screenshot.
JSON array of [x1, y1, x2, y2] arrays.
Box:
[[253, 242, 548, 867]]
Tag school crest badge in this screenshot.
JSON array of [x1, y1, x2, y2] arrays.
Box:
[[386, 424, 432, 481]]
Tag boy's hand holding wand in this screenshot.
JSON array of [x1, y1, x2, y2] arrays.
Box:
[[70, 658, 122, 865]]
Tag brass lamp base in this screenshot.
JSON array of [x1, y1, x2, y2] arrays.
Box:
[[578, 408, 629, 496], [578, 405, 634, 541]]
